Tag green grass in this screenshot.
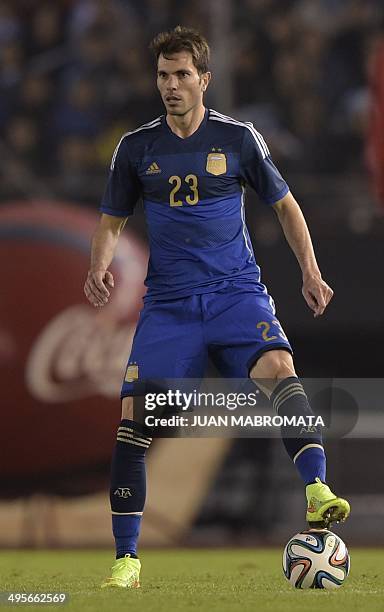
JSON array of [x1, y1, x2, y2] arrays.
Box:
[[0, 549, 383, 612]]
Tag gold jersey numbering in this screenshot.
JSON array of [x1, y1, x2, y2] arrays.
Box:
[[257, 320, 289, 342], [169, 174, 199, 207]]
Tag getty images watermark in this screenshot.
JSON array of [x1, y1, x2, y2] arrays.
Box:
[[143, 389, 324, 430], [129, 378, 384, 438]]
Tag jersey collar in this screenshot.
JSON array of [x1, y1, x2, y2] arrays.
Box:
[[162, 107, 208, 141]]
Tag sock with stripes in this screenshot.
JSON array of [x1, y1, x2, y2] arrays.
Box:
[[270, 376, 326, 485], [110, 419, 152, 559]]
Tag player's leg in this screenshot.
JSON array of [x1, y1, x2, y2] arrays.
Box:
[[205, 281, 350, 527], [102, 296, 207, 588], [249, 350, 350, 526], [249, 349, 326, 487], [101, 396, 147, 589]]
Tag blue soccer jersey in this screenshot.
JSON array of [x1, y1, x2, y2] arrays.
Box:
[[100, 108, 289, 301]]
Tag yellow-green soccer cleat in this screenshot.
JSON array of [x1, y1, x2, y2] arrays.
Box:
[[306, 478, 351, 528], [101, 554, 141, 589]]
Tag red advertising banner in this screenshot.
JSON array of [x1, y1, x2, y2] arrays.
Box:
[[0, 201, 147, 497]]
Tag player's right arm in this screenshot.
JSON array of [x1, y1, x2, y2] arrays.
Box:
[[84, 214, 128, 307], [84, 134, 141, 307]]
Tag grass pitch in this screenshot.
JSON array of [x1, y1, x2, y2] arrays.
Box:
[[0, 549, 383, 612]]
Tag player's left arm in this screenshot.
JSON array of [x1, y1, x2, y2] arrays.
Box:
[[272, 191, 333, 317], [239, 126, 333, 317]]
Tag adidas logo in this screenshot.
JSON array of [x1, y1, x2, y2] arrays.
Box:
[[146, 162, 161, 175]]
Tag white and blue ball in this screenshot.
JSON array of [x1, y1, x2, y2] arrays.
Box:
[[283, 529, 350, 589]]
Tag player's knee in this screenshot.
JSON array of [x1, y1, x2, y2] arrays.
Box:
[[121, 396, 134, 420], [250, 349, 296, 382]]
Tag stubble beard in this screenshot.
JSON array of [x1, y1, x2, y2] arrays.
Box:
[[165, 100, 199, 117]]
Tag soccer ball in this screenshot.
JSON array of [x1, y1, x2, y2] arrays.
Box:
[[283, 529, 350, 589]]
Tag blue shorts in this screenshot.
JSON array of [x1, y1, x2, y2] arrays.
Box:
[[121, 280, 292, 398]]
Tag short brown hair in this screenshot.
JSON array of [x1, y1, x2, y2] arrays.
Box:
[[150, 26, 210, 75]]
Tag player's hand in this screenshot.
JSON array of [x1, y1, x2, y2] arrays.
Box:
[[84, 269, 114, 307], [302, 273, 333, 318]]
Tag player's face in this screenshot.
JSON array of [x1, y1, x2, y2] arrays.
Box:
[[157, 51, 210, 116]]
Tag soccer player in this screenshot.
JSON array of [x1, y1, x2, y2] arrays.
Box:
[[84, 26, 350, 588]]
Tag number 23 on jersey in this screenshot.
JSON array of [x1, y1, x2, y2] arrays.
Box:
[[169, 174, 199, 207]]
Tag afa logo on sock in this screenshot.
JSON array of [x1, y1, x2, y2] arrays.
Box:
[[114, 487, 132, 498]]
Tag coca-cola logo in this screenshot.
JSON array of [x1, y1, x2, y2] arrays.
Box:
[[0, 201, 148, 493], [25, 305, 136, 402]]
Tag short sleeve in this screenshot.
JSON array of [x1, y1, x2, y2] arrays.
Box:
[[100, 137, 141, 216], [239, 126, 289, 205]]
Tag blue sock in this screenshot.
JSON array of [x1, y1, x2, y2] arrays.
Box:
[[110, 418, 151, 559], [294, 446, 326, 485], [112, 515, 142, 559], [270, 377, 326, 485]]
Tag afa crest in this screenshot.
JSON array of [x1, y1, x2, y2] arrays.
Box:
[[206, 151, 227, 176], [125, 364, 139, 382], [114, 487, 132, 498]]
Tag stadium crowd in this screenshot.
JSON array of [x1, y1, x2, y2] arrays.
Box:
[[0, 0, 383, 203]]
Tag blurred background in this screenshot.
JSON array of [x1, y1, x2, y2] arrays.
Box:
[[1, 0, 384, 549]]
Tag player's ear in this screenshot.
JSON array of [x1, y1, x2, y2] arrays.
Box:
[[201, 71, 211, 92]]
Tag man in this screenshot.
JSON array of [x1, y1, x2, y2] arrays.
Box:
[[84, 26, 350, 589]]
